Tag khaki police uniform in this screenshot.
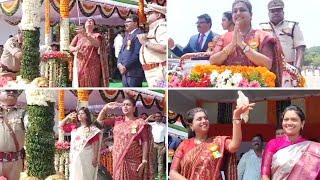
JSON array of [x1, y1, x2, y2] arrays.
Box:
[[260, 20, 305, 64], [0, 37, 22, 74], [0, 108, 25, 180], [139, 18, 167, 87]]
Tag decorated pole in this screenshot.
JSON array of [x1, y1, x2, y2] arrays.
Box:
[[77, 90, 89, 108], [45, 0, 52, 46], [60, 0, 70, 51], [138, 0, 146, 25], [58, 90, 65, 142], [25, 89, 56, 178], [21, 0, 41, 81]]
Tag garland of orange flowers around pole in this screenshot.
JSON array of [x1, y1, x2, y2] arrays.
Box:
[[58, 90, 65, 120], [77, 90, 89, 102], [45, 0, 51, 46], [138, 0, 146, 25]]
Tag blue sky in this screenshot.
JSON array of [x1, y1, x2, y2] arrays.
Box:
[[167, 0, 320, 48]]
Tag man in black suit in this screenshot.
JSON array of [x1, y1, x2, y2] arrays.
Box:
[[117, 14, 145, 87], [168, 14, 219, 59]]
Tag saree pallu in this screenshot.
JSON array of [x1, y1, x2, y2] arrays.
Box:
[[69, 126, 102, 180], [172, 136, 237, 180], [214, 30, 283, 87], [112, 119, 154, 180], [271, 141, 320, 180]]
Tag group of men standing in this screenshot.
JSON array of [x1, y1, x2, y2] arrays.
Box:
[[117, 3, 167, 87], [169, 0, 305, 71]]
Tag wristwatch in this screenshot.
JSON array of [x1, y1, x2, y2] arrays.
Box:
[[243, 45, 250, 53]]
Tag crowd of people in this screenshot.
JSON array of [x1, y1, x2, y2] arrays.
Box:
[[170, 0, 306, 87]]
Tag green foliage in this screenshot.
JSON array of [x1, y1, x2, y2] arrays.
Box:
[[304, 46, 320, 66], [189, 73, 201, 82], [247, 71, 266, 86], [22, 29, 40, 81], [26, 102, 55, 178]]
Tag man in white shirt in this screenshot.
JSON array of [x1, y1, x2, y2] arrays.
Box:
[[238, 134, 264, 180], [113, 29, 124, 59], [147, 112, 166, 180]]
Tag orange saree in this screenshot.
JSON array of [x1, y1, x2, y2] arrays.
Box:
[[112, 118, 154, 180], [171, 136, 237, 180]]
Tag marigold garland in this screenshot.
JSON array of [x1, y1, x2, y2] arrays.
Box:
[[60, 0, 69, 18], [58, 90, 65, 120], [77, 90, 89, 102], [191, 65, 277, 87]]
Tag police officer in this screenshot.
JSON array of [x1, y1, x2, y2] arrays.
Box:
[[260, 0, 306, 70], [0, 30, 23, 78], [138, 3, 167, 87], [0, 90, 25, 180]]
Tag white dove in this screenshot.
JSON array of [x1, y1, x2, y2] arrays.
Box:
[[237, 91, 250, 123]]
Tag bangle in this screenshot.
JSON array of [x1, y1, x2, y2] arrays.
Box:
[[142, 159, 148, 164], [232, 119, 242, 124]]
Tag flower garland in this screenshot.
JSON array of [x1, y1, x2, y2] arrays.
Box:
[[21, 0, 41, 30], [25, 89, 56, 106], [60, 0, 70, 51], [25, 89, 56, 178], [77, 90, 89, 102], [45, 0, 51, 46], [138, 0, 146, 24], [58, 90, 65, 120], [20, 0, 42, 81], [41, 51, 70, 87], [170, 65, 277, 88]]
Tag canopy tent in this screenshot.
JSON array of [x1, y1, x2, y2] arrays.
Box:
[[17, 89, 165, 114], [0, 0, 166, 44], [169, 90, 320, 118], [0, 0, 166, 24]]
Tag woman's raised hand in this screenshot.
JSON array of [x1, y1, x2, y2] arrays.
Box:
[[104, 102, 123, 110], [67, 112, 77, 121]]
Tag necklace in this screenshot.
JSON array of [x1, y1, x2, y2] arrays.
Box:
[[240, 27, 252, 39], [194, 137, 208, 144]]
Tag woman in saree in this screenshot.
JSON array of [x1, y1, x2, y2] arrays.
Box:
[[97, 98, 154, 180], [169, 103, 255, 180], [180, 0, 283, 86], [261, 105, 320, 180], [70, 18, 109, 87], [60, 107, 102, 180]]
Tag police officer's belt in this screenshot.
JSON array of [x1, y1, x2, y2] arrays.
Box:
[[0, 150, 24, 162], [142, 61, 166, 71]]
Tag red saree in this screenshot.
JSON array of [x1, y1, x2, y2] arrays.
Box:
[[171, 136, 237, 180], [214, 30, 283, 87], [70, 33, 109, 87], [110, 118, 154, 180]]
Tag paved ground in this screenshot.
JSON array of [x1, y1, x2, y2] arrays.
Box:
[[302, 70, 320, 88]]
